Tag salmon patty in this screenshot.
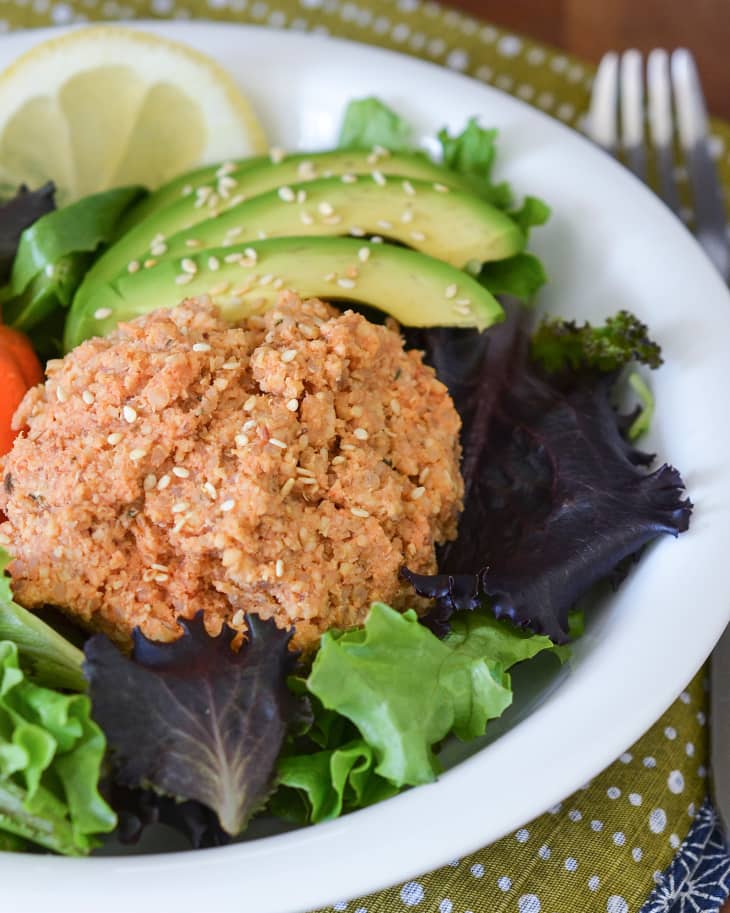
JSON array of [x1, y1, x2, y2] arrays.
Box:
[[0, 294, 463, 650]]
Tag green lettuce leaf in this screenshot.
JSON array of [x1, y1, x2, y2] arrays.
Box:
[[627, 371, 655, 440], [479, 252, 548, 301], [338, 97, 413, 151], [0, 640, 115, 854], [437, 118, 513, 208], [0, 548, 86, 692], [508, 195, 551, 238]]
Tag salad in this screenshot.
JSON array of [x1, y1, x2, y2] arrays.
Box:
[[0, 35, 691, 856]]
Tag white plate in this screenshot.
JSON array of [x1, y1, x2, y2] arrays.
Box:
[[2, 21, 730, 913]]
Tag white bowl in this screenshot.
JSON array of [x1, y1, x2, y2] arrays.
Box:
[[1, 21, 730, 913]]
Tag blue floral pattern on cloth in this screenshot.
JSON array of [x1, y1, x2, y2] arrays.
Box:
[[641, 799, 730, 913]]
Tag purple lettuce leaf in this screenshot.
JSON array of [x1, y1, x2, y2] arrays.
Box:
[[83, 612, 308, 835], [0, 183, 55, 282], [402, 301, 691, 643]]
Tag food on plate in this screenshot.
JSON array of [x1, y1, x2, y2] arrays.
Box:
[[0, 324, 42, 455], [0, 293, 463, 651]]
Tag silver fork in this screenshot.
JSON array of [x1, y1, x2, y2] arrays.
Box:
[[586, 48, 729, 280], [587, 48, 730, 846]]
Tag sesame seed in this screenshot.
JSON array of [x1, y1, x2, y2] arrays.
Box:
[[358, 246, 371, 262], [351, 507, 370, 518], [209, 281, 230, 296], [151, 232, 166, 244], [107, 432, 123, 446], [323, 214, 342, 225], [207, 192, 220, 209], [223, 359, 240, 370], [56, 386, 67, 403], [144, 258, 157, 269], [82, 390, 95, 405], [410, 230, 427, 241], [401, 209, 414, 223], [172, 501, 189, 513], [278, 185, 296, 202], [224, 252, 244, 264], [280, 477, 295, 497], [445, 283, 458, 299], [127, 259, 140, 274], [144, 474, 157, 491], [258, 274, 274, 286], [172, 514, 190, 534], [216, 161, 236, 177], [411, 486, 426, 500], [377, 220, 393, 230], [340, 443, 356, 451], [218, 175, 237, 193], [185, 238, 202, 248], [331, 455, 346, 465], [214, 377, 228, 391], [269, 438, 287, 450], [94, 307, 112, 320], [337, 277, 356, 289], [407, 542, 418, 557], [453, 304, 472, 316], [349, 226, 366, 237], [273, 278, 285, 290], [281, 349, 297, 363], [433, 183, 450, 193], [341, 173, 357, 184], [318, 201, 335, 216], [372, 144, 390, 158], [192, 342, 211, 352], [175, 273, 194, 286], [297, 160, 315, 178], [371, 236, 384, 244], [296, 466, 315, 477], [172, 466, 190, 478], [455, 298, 472, 307], [196, 186, 211, 201], [207, 256, 220, 271], [286, 398, 299, 412], [235, 434, 249, 447], [123, 405, 137, 423], [150, 242, 167, 256], [300, 211, 314, 225], [275, 559, 284, 577], [157, 474, 171, 490], [225, 226, 243, 238], [323, 271, 337, 282], [181, 258, 198, 274], [242, 419, 257, 431], [220, 499, 236, 512], [371, 170, 386, 186], [182, 184, 193, 196], [402, 180, 416, 196], [243, 396, 257, 411], [299, 477, 317, 486], [419, 467, 431, 483], [242, 247, 257, 262], [353, 427, 369, 440], [257, 230, 268, 240], [351, 405, 363, 417], [296, 189, 308, 203], [270, 146, 286, 163], [232, 609, 245, 627], [129, 448, 147, 462], [390, 398, 401, 415], [203, 481, 218, 499], [230, 194, 246, 207]]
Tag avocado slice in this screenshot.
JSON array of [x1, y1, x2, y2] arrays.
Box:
[[88, 150, 480, 287], [64, 237, 502, 351]]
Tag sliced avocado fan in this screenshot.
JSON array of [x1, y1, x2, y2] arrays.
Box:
[[63, 236, 502, 351]]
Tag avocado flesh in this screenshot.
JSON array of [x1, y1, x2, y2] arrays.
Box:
[[88, 151, 479, 286], [64, 236, 502, 351]]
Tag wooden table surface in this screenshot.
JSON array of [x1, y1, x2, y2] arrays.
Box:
[[442, 0, 730, 121]]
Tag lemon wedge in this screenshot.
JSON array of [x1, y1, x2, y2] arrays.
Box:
[[0, 26, 268, 203]]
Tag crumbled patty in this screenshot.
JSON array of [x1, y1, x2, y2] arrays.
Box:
[[0, 294, 463, 650]]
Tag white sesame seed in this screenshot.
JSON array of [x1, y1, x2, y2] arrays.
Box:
[[270, 146, 286, 163], [410, 230, 427, 241], [107, 432, 122, 446], [244, 247, 258, 261], [337, 277, 356, 289], [216, 161, 236, 177], [278, 185, 296, 203], [196, 186, 211, 201], [300, 211, 314, 225], [318, 201, 335, 216], [172, 501, 188, 513], [323, 272, 337, 282], [94, 307, 112, 320], [206, 256, 220, 272], [151, 232, 166, 244], [192, 342, 211, 352], [351, 507, 370, 518], [218, 175, 237, 192], [341, 173, 357, 184], [402, 180, 416, 196], [273, 278, 285, 290], [157, 474, 171, 490], [401, 209, 414, 223], [182, 184, 193, 196], [144, 258, 157, 269], [371, 170, 386, 186], [353, 427, 369, 440], [371, 236, 384, 244], [230, 194, 246, 206], [127, 259, 140, 274], [175, 273, 194, 286], [185, 239, 202, 248], [150, 242, 167, 256], [377, 220, 393, 230], [82, 390, 95, 405], [257, 230, 268, 240], [299, 477, 317, 486], [154, 573, 169, 583], [242, 419, 257, 431], [181, 258, 198, 275], [445, 283, 458, 299], [225, 226, 243, 239], [331, 455, 346, 465], [209, 281, 230, 296], [235, 434, 249, 447], [275, 559, 284, 577], [203, 481, 218, 499], [323, 214, 342, 225], [243, 396, 257, 412], [358, 246, 371, 263], [296, 189, 308, 204], [390, 398, 401, 415], [340, 443, 356, 451], [411, 486, 426, 500], [419, 467, 431, 483], [223, 360, 240, 370], [172, 466, 190, 478], [144, 474, 157, 491], [280, 477, 295, 497], [129, 448, 147, 462], [453, 304, 472, 316], [281, 349, 297, 363], [372, 144, 390, 158], [286, 398, 299, 412], [434, 183, 450, 193], [258, 274, 274, 286], [455, 298, 472, 307], [350, 405, 364, 417], [123, 405, 137, 423], [231, 609, 245, 627], [349, 226, 366, 237], [54, 385, 67, 403], [224, 252, 244, 264], [207, 193, 220, 209], [297, 160, 315, 178], [220, 499, 236, 512], [296, 466, 315, 477], [269, 438, 288, 450]]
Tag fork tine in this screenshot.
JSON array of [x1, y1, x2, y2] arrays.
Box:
[[646, 49, 681, 216], [671, 48, 730, 279], [586, 52, 619, 152], [619, 49, 647, 181]]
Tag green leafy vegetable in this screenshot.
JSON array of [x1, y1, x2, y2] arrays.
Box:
[[0, 640, 115, 854], [531, 310, 663, 374], [84, 612, 308, 836], [479, 252, 548, 301], [338, 97, 413, 151], [508, 195, 551, 238], [0, 548, 86, 692], [627, 371, 655, 440]]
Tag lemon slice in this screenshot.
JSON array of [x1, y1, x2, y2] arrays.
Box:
[[0, 26, 268, 203]]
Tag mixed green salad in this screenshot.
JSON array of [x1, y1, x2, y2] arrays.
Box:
[[0, 98, 691, 854]]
